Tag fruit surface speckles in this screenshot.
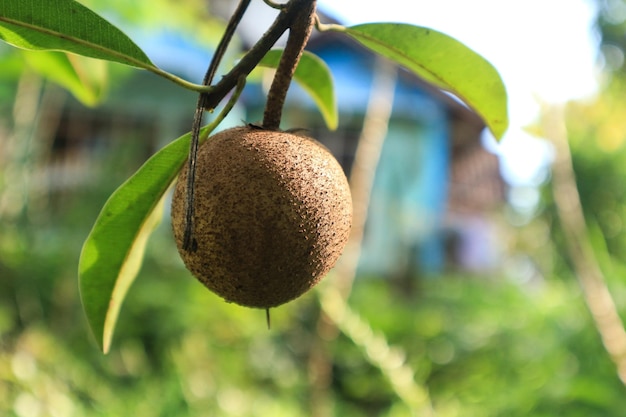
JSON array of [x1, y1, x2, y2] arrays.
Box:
[[171, 126, 352, 308]]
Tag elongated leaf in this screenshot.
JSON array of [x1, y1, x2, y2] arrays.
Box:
[[23, 51, 108, 106], [78, 128, 200, 353], [0, 0, 154, 69], [79, 76, 245, 353], [332, 23, 508, 139], [259, 49, 338, 130]]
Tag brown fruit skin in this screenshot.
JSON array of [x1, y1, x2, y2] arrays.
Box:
[[171, 126, 352, 308]]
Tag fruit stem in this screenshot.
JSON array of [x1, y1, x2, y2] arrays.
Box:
[[204, 0, 252, 87], [184, 0, 317, 249], [262, 0, 316, 130], [184, 0, 252, 251], [262, 0, 285, 9], [202, 0, 313, 111]]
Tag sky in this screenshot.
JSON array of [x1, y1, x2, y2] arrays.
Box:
[[317, 0, 601, 186]]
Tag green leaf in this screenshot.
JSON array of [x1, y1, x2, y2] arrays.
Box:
[[0, 0, 154, 69], [79, 76, 245, 353], [259, 49, 338, 130], [23, 51, 108, 106], [333, 23, 508, 139], [78, 128, 199, 353]]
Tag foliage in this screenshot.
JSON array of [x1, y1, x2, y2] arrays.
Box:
[[594, 0, 626, 72], [0, 141, 623, 414], [2, 187, 625, 416], [4, 0, 626, 415], [564, 78, 626, 260], [78, 100, 240, 353], [504, 47, 626, 413], [0, 0, 509, 350], [0, 0, 152, 67], [0, 1, 544, 415], [523, 76, 626, 278], [325, 23, 508, 138], [2, 136, 623, 415]]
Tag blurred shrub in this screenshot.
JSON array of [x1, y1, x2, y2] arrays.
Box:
[[2, 79, 626, 417]]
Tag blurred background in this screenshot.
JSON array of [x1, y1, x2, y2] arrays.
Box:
[[3, 0, 626, 416]]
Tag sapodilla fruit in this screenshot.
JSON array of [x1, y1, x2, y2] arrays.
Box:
[[171, 126, 352, 308]]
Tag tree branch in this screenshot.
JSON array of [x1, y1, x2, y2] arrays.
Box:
[[202, 0, 315, 111], [262, 0, 316, 129], [183, 0, 316, 250], [183, 0, 252, 251], [547, 105, 626, 386]]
